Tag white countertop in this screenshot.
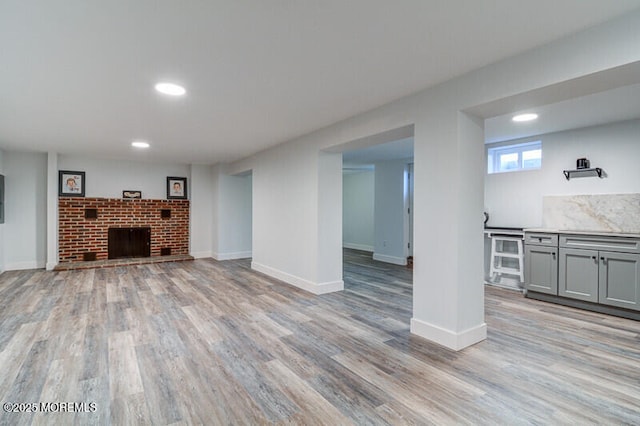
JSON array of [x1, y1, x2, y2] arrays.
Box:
[[524, 228, 640, 238]]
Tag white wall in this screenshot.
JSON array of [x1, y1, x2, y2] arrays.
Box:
[[190, 164, 214, 258], [215, 171, 252, 259], [0, 149, 4, 272], [58, 155, 190, 199], [374, 160, 407, 265], [342, 170, 374, 252], [236, 140, 344, 294], [248, 142, 323, 291], [4, 151, 47, 270], [46, 152, 58, 269], [485, 119, 640, 227], [317, 151, 343, 286]]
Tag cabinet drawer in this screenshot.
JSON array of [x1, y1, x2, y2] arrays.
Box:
[[525, 233, 558, 247], [559, 235, 640, 254]]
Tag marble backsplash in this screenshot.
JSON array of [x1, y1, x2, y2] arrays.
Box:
[[542, 194, 640, 233]]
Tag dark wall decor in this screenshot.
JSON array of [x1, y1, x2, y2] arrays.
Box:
[[59, 170, 85, 197], [167, 176, 187, 199]]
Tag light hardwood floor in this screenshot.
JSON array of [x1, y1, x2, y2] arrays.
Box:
[[0, 249, 639, 424]]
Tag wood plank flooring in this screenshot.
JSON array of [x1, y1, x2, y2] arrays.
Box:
[[0, 249, 639, 424]]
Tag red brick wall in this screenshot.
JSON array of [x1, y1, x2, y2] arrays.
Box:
[[58, 198, 189, 263]]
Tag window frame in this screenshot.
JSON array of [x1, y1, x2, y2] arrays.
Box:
[[487, 140, 542, 174]]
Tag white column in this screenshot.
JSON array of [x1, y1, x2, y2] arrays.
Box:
[[410, 111, 486, 351], [189, 164, 214, 259], [46, 152, 58, 270], [316, 151, 343, 290]]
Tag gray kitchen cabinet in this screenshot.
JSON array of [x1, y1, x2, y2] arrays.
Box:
[[558, 248, 599, 302], [525, 245, 558, 295], [525, 231, 640, 315], [598, 251, 640, 310]]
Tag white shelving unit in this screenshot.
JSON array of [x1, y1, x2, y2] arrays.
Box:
[[485, 229, 525, 287], [489, 236, 524, 282]]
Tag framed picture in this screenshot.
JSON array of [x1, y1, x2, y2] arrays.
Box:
[[167, 177, 187, 199], [123, 190, 142, 199], [59, 170, 85, 197]]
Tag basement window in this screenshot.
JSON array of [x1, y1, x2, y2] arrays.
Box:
[[487, 140, 542, 174]]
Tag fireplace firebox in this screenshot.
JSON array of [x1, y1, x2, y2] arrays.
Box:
[[108, 227, 151, 259]]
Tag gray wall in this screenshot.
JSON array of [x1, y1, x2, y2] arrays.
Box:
[[0, 149, 4, 271], [374, 160, 408, 265], [3, 151, 47, 270], [216, 172, 252, 259], [342, 170, 374, 252]]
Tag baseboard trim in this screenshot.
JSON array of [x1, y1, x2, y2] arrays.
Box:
[[251, 262, 343, 295], [343, 243, 374, 252], [191, 251, 213, 259], [213, 251, 252, 261], [410, 318, 487, 351], [46, 261, 58, 271], [373, 253, 407, 266], [5, 260, 46, 271]]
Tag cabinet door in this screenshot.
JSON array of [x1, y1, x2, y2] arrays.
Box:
[[525, 245, 558, 295], [559, 248, 599, 302], [598, 251, 640, 310]]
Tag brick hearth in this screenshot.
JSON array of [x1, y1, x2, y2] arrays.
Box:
[[58, 198, 189, 263]]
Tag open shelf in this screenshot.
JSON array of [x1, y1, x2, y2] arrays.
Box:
[[563, 167, 603, 180]]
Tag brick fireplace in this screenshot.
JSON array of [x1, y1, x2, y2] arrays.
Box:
[[58, 198, 189, 264]]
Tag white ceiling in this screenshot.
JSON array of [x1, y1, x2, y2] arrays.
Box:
[[485, 83, 640, 144], [343, 137, 414, 169], [2, 1, 640, 164]]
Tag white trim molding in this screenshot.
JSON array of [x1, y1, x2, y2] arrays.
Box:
[[251, 262, 344, 295], [6, 261, 46, 271], [191, 251, 213, 259], [343, 243, 374, 252], [213, 251, 252, 261], [373, 253, 407, 266], [410, 318, 487, 351]]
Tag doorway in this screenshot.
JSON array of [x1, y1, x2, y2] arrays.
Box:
[[337, 126, 415, 322], [215, 169, 253, 260], [342, 137, 414, 266]]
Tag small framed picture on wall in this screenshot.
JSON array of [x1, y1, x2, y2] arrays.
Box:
[[122, 190, 142, 199], [59, 170, 85, 197], [167, 177, 187, 199]]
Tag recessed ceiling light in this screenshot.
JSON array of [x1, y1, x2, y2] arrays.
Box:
[[131, 141, 150, 148], [512, 113, 538, 122], [154, 82, 186, 96]]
